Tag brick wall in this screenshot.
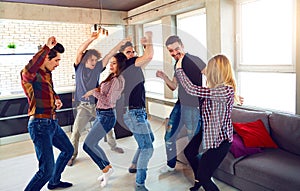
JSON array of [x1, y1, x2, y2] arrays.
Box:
[[0, 19, 124, 95]]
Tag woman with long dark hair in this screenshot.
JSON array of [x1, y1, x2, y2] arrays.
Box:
[[82, 52, 127, 187]]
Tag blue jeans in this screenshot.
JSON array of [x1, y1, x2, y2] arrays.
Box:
[[123, 108, 154, 186], [165, 103, 201, 168], [83, 109, 116, 170], [25, 118, 74, 191]]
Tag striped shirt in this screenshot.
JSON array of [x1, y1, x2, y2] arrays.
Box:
[[176, 69, 234, 149], [94, 75, 125, 109], [20, 45, 59, 117]]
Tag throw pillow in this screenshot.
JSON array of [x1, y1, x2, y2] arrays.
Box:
[[230, 134, 262, 158], [233, 119, 278, 148]]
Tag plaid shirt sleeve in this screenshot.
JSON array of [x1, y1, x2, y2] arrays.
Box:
[[21, 45, 50, 83], [176, 68, 231, 101]]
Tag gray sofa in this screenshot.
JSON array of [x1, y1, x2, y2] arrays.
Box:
[[176, 107, 300, 191]]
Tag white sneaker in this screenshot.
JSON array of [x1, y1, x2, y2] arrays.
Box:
[[98, 168, 114, 187], [159, 165, 175, 173]]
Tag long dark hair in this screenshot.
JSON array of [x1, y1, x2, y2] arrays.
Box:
[[98, 52, 127, 88]]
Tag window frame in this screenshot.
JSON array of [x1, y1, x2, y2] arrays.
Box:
[[235, 0, 296, 74]]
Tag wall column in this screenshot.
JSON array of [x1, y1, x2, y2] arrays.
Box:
[[161, 15, 177, 99]]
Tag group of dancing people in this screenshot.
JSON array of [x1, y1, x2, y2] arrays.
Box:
[[20, 30, 240, 191]]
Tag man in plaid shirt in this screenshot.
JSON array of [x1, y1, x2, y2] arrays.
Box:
[[21, 36, 74, 191]]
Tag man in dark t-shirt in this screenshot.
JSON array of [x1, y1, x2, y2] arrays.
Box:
[[156, 35, 206, 173], [122, 31, 154, 191]]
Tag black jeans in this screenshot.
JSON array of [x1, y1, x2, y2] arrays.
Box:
[[184, 132, 231, 191]]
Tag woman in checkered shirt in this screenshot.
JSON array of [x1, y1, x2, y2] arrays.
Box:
[[175, 54, 240, 191]]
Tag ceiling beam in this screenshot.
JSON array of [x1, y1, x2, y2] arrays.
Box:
[[126, 0, 205, 24], [0, 2, 127, 25]]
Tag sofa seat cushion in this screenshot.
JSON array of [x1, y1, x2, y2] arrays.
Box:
[[234, 149, 300, 191], [269, 112, 300, 156], [218, 151, 245, 175]]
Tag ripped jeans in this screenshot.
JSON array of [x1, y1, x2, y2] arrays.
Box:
[[164, 102, 201, 168]]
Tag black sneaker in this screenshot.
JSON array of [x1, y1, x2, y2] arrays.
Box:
[[47, 181, 73, 190], [129, 167, 137, 173]]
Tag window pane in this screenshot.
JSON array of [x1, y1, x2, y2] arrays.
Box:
[[238, 72, 296, 114], [177, 9, 207, 62], [241, 0, 294, 65], [144, 20, 164, 94]]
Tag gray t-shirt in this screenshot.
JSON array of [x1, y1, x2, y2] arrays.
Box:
[[74, 60, 104, 104]]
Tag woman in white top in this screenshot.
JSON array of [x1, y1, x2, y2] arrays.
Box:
[[82, 52, 126, 187]]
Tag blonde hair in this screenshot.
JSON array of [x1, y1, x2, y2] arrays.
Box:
[[206, 54, 239, 103]]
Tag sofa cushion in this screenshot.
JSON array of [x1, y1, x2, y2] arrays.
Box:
[[218, 151, 245, 175], [269, 112, 300, 156], [230, 133, 262, 158], [233, 119, 278, 148], [234, 149, 300, 191], [231, 108, 271, 133]]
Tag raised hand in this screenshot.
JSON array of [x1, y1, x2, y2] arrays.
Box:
[[46, 36, 57, 49], [91, 31, 100, 40], [156, 70, 166, 80]]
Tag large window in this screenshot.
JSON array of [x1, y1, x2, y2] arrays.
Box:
[[144, 20, 164, 94], [177, 9, 207, 63], [177, 9, 207, 88], [236, 0, 296, 113]]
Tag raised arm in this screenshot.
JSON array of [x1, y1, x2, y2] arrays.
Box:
[[75, 32, 100, 66], [101, 37, 131, 68], [156, 70, 178, 91], [176, 58, 232, 101], [21, 36, 55, 82], [134, 31, 154, 68]]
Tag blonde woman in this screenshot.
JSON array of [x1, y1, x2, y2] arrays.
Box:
[[175, 54, 239, 191]]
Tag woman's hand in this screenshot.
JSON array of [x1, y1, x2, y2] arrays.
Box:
[[176, 54, 184, 69], [82, 89, 95, 100]]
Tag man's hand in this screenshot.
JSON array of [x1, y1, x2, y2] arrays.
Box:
[[91, 31, 100, 40], [46, 36, 57, 49], [55, 99, 63, 110], [145, 31, 153, 39], [141, 31, 153, 46], [156, 70, 166, 80], [120, 37, 132, 46]]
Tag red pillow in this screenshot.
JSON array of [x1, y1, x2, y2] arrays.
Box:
[[233, 119, 278, 148]]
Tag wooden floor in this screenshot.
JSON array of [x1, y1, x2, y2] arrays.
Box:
[[0, 117, 239, 191]]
